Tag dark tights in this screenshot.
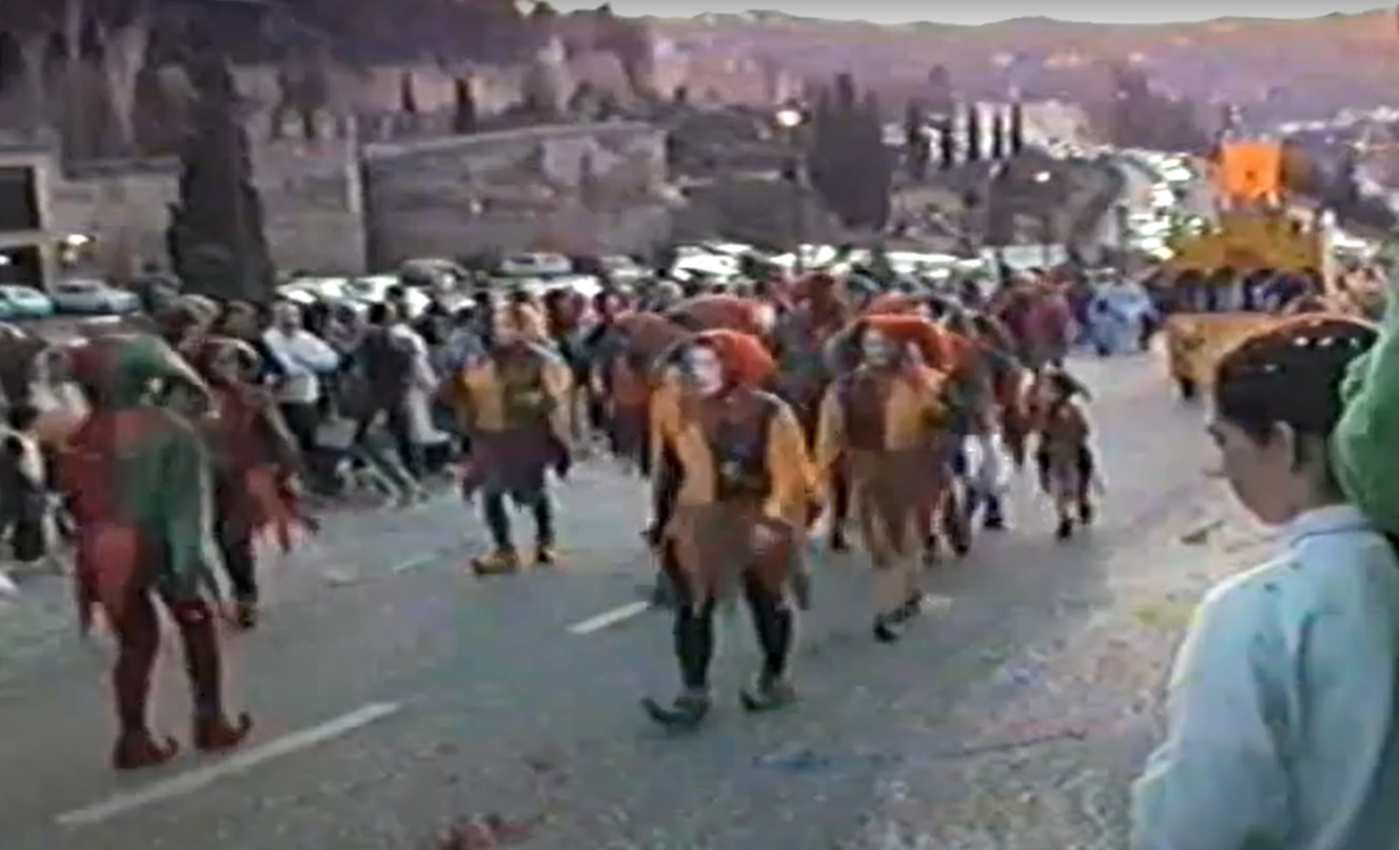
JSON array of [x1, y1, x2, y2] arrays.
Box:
[[483, 491, 553, 551], [114, 590, 228, 734], [670, 565, 793, 690]]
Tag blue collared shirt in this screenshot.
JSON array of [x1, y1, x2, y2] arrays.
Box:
[[1132, 504, 1399, 850]]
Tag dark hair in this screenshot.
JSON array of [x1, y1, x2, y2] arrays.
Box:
[[1214, 316, 1377, 443], [367, 302, 392, 326], [7, 403, 39, 432]]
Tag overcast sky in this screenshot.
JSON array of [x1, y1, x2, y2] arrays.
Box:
[[549, 0, 1389, 25]]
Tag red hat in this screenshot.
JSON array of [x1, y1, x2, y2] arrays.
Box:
[[694, 329, 777, 389], [668, 295, 771, 337], [862, 293, 922, 316], [860, 314, 951, 370]]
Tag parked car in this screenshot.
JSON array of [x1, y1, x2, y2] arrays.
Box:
[[498, 253, 573, 278], [577, 255, 649, 285], [50, 279, 142, 315], [0, 286, 55, 319], [276, 277, 351, 308], [343, 274, 432, 319]]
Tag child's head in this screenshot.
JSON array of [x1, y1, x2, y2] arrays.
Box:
[[1210, 316, 1376, 525]]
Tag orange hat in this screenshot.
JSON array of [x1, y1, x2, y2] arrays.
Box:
[[668, 295, 771, 337], [694, 329, 777, 389], [861, 314, 951, 370], [863, 293, 922, 316]]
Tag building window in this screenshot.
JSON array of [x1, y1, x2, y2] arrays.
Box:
[[0, 167, 40, 233], [0, 244, 42, 288]]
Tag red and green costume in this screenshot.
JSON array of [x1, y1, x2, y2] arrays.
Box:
[[59, 334, 252, 770]]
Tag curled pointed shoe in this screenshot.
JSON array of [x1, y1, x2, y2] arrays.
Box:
[[830, 529, 850, 553], [1078, 501, 1095, 526], [873, 615, 901, 644], [641, 691, 710, 729], [535, 545, 558, 567], [1056, 518, 1074, 541], [194, 712, 253, 753], [740, 677, 797, 713], [112, 730, 179, 771], [891, 592, 926, 624], [234, 600, 258, 631], [471, 549, 520, 576]]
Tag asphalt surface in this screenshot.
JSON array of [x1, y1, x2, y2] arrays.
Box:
[[0, 347, 1224, 850]]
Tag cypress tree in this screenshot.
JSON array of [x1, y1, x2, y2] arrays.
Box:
[[991, 110, 1005, 159], [965, 105, 981, 162], [167, 44, 274, 302], [1010, 101, 1025, 155]]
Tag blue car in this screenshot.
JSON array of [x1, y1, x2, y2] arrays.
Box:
[[0, 286, 55, 320]]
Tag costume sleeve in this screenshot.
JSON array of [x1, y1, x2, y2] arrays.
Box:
[[153, 419, 223, 600], [452, 363, 484, 434], [764, 403, 817, 527], [1130, 585, 1291, 850], [649, 386, 681, 532], [1332, 283, 1399, 535], [813, 383, 846, 488], [543, 355, 574, 448]]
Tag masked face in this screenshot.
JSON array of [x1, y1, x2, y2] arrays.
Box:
[[682, 345, 725, 397], [861, 328, 896, 367], [492, 313, 521, 347]]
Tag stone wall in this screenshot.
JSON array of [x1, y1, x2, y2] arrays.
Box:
[[48, 160, 180, 282], [48, 137, 368, 283], [362, 122, 671, 265], [253, 139, 367, 275]]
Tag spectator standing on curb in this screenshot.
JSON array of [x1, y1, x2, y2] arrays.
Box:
[[261, 302, 339, 460]]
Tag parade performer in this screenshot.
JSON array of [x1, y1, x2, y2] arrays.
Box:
[[815, 315, 953, 643], [1033, 369, 1096, 540], [594, 311, 691, 474], [1132, 317, 1399, 850], [450, 303, 573, 573], [193, 337, 308, 629], [642, 330, 816, 727], [59, 333, 252, 770]]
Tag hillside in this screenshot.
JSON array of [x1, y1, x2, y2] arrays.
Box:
[[642, 7, 1399, 124]]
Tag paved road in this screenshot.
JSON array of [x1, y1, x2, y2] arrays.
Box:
[[0, 349, 1222, 850]]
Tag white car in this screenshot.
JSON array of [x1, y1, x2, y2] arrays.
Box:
[[277, 277, 349, 306], [50, 279, 141, 315], [342, 275, 432, 319], [596, 255, 649, 284], [498, 253, 573, 278]]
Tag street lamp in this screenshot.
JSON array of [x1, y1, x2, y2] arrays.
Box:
[[776, 108, 803, 130], [1034, 170, 1052, 184]]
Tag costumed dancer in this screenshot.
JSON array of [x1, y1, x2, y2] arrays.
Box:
[[450, 303, 573, 574], [1033, 369, 1096, 540], [642, 330, 816, 727], [58, 334, 252, 770], [815, 315, 953, 643], [193, 337, 309, 629]]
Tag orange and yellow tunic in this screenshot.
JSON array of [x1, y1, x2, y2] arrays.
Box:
[[650, 385, 816, 603], [815, 364, 951, 565]]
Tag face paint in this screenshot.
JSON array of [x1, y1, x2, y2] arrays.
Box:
[[683, 345, 725, 397], [861, 328, 896, 367]]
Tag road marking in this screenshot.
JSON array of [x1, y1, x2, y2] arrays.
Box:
[[56, 701, 402, 828], [569, 601, 652, 635]]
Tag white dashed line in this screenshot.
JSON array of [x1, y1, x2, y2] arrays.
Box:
[[568, 601, 652, 635], [56, 701, 402, 828]]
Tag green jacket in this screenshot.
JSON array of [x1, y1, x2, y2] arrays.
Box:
[[1333, 290, 1399, 536]]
